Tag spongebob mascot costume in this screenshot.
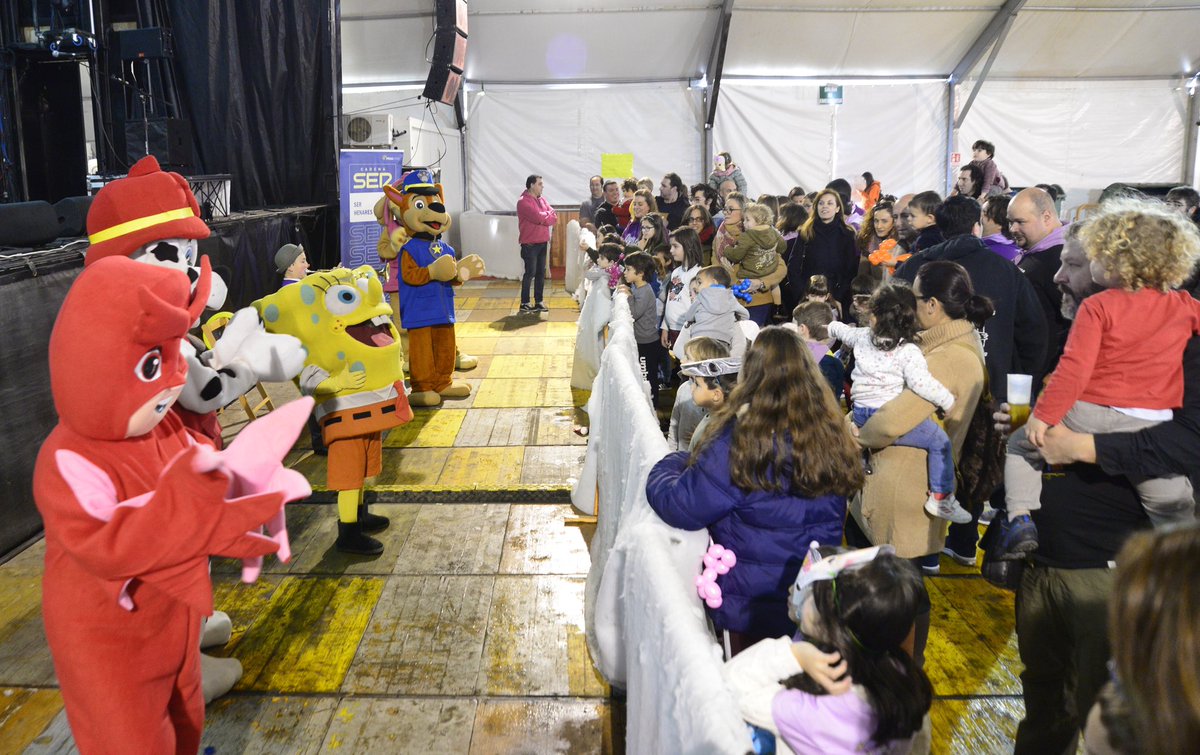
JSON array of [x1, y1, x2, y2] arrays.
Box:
[[373, 169, 485, 407], [255, 266, 413, 554]]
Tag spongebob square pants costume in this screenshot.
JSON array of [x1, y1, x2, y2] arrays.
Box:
[[256, 266, 413, 553]]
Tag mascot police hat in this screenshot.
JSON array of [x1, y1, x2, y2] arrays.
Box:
[[85, 155, 211, 265], [383, 169, 440, 204]]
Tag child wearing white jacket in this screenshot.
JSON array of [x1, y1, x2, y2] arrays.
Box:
[[829, 284, 969, 524]]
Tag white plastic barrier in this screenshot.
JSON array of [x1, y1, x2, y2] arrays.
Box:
[[570, 278, 612, 392], [565, 219, 583, 293], [574, 292, 752, 754], [457, 210, 522, 280]]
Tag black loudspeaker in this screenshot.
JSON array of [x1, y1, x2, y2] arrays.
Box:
[[435, 0, 468, 35], [116, 27, 173, 60], [15, 54, 88, 202], [424, 0, 468, 106], [0, 202, 63, 247], [124, 118, 193, 169], [54, 196, 94, 238]]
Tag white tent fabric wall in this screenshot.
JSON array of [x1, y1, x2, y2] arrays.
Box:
[[954, 79, 1189, 193], [464, 83, 706, 212], [712, 81, 948, 197]]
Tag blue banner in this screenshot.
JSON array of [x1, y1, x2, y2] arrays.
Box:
[[339, 149, 405, 268]]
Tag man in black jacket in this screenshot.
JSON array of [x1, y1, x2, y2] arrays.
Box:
[[1009, 187, 1069, 383], [1001, 237, 1200, 753], [895, 195, 1047, 403], [657, 173, 690, 230]]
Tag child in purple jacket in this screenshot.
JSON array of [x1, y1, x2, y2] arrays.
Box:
[[723, 549, 933, 754], [646, 327, 864, 654]]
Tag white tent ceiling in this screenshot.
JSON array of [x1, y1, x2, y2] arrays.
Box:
[[340, 1, 1200, 214], [342, 0, 1200, 85]]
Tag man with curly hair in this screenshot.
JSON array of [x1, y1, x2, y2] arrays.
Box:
[[1002, 198, 1200, 558]]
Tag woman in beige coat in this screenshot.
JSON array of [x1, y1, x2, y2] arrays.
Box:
[[848, 260, 990, 662]]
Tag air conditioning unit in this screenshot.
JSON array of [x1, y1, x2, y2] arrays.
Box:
[[340, 113, 394, 147]]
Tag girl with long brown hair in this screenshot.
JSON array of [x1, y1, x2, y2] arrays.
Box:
[[646, 326, 864, 655]]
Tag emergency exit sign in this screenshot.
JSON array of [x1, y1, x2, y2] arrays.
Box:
[[819, 84, 844, 105]]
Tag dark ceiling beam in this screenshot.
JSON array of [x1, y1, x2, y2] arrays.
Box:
[[951, 0, 1028, 83], [704, 0, 737, 128]]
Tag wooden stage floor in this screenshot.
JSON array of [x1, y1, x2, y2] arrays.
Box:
[[0, 280, 1025, 753]]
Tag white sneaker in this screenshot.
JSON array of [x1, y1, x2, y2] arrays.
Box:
[[924, 493, 973, 524], [979, 505, 997, 526]]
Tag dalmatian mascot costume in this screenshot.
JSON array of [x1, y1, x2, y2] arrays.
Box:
[[83, 156, 306, 702]]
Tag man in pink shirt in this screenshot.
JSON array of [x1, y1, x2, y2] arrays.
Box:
[[516, 175, 557, 312]]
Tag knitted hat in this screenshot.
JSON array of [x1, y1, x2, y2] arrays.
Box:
[[85, 155, 210, 266], [275, 243, 304, 274]]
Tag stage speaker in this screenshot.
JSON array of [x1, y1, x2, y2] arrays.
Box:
[[423, 0, 468, 106], [435, 0, 468, 35], [116, 27, 173, 60], [0, 202, 63, 248], [54, 196, 94, 238], [124, 118, 194, 169]]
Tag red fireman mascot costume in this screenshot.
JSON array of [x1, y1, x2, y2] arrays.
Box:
[[83, 155, 306, 703], [34, 257, 312, 753]]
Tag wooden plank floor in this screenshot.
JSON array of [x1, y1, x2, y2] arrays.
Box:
[[0, 279, 1026, 753]]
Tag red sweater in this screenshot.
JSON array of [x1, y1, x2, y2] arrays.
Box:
[[1035, 288, 1200, 425], [516, 190, 557, 245]]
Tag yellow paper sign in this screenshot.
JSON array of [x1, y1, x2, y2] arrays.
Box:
[[600, 153, 634, 179]]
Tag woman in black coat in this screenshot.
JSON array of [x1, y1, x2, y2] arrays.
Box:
[[787, 188, 859, 315]]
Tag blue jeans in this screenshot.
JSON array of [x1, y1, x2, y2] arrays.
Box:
[[520, 242, 548, 305], [853, 405, 954, 494], [746, 304, 772, 326]]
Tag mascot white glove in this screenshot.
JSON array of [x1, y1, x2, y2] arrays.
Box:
[[210, 307, 306, 382]]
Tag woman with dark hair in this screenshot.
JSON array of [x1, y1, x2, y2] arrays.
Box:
[[683, 203, 717, 265], [954, 164, 985, 200], [776, 202, 810, 316], [847, 260, 990, 662], [855, 201, 898, 283], [788, 188, 859, 315], [861, 172, 882, 212]]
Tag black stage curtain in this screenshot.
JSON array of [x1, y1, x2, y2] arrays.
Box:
[[164, 0, 340, 210], [203, 206, 332, 310], [0, 263, 82, 559], [0, 206, 330, 560]]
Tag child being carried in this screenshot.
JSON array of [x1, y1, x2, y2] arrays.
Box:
[[680, 265, 750, 352], [722, 202, 787, 305], [1000, 200, 1200, 557], [828, 284, 970, 524]]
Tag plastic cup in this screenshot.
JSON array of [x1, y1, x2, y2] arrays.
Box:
[[1007, 374, 1033, 429], [1007, 374, 1032, 405]]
